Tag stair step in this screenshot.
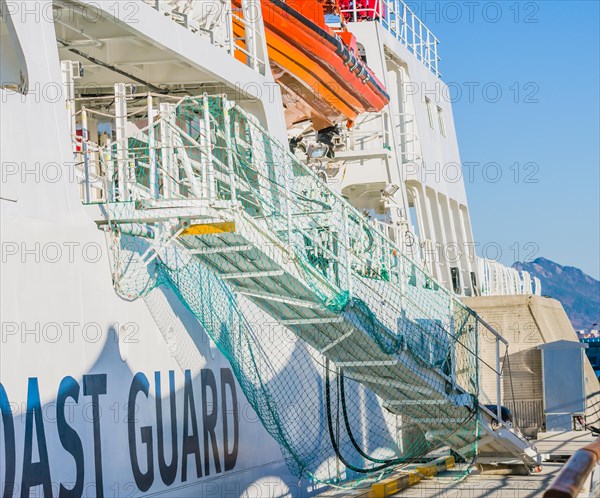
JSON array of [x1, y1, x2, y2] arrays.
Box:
[[280, 317, 343, 326], [189, 244, 254, 255], [221, 269, 285, 280]]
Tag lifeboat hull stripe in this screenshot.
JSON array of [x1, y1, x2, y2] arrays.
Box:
[[232, 22, 360, 121], [268, 44, 361, 120], [267, 0, 390, 103], [261, 27, 368, 112], [262, 10, 387, 111]]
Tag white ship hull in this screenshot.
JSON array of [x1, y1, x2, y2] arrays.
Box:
[[0, 4, 318, 496], [0, 1, 546, 496]]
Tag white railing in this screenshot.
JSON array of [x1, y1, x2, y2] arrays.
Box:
[[477, 257, 542, 296], [142, 0, 267, 75], [373, 219, 427, 266], [344, 112, 391, 151], [339, 0, 440, 77], [477, 317, 510, 424], [393, 112, 422, 163]]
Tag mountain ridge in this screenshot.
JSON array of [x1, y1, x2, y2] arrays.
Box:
[[512, 257, 600, 331]]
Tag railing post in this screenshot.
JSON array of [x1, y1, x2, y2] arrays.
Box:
[[202, 95, 215, 201], [474, 319, 480, 398], [114, 83, 129, 201], [101, 144, 113, 202], [418, 19, 423, 61], [283, 167, 293, 246], [276, 136, 293, 245], [341, 204, 353, 296], [449, 298, 457, 389], [433, 37, 440, 76], [242, 0, 256, 70], [496, 336, 502, 421], [410, 11, 416, 53], [403, 4, 408, 43], [61, 61, 77, 149], [81, 107, 91, 203], [159, 102, 175, 198], [226, 1, 235, 56], [222, 95, 237, 203], [147, 93, 158, 199], [426, 29, 431, 71], [381, 225, 390, 280]]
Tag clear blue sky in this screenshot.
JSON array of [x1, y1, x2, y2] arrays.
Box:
[[413, 0, 599, 278]]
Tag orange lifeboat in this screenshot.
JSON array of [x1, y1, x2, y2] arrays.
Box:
[[232, 0, 389, 129]]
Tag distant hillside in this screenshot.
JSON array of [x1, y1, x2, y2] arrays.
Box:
[[513, 257, 600, 331]]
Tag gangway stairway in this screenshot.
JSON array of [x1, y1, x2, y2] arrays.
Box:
[[90, 95, 542, 472]]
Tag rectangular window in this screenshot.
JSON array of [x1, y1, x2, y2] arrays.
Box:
[[437, 106, 446, 137], [425, 98, 434, 129], [451, 266, 461, 294]]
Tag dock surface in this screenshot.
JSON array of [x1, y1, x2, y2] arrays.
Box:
[[319, 431, 598, 497]]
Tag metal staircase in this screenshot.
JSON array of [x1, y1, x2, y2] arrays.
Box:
[[82, 93, 542, 471]]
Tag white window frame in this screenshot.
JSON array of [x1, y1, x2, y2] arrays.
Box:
[[425, 97, 434, 129], [437, 105, 446, 137]]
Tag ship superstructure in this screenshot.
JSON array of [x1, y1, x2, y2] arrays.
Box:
[[1, 1, 587, 497]]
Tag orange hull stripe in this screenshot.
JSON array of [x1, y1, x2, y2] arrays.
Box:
[[233, 21, 359, 121]]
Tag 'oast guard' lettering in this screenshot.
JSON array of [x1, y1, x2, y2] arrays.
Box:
[[0, 368, 239, 497]]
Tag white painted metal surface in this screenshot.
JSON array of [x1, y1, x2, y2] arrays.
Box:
[[0, 0, 544, 496]]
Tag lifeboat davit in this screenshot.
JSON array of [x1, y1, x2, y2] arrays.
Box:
[[232, 0, 389, 129]]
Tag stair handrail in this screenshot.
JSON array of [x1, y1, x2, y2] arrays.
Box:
[[92, 94, 487, 398], [477, 316, 509, 423]]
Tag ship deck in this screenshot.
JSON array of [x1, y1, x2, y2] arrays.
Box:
[[319, 431, 598, 497]]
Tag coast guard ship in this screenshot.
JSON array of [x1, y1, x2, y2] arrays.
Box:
[[1, 1, 596, 497]]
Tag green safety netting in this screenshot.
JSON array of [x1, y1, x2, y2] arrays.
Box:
[[91, 95, 482, 484]]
